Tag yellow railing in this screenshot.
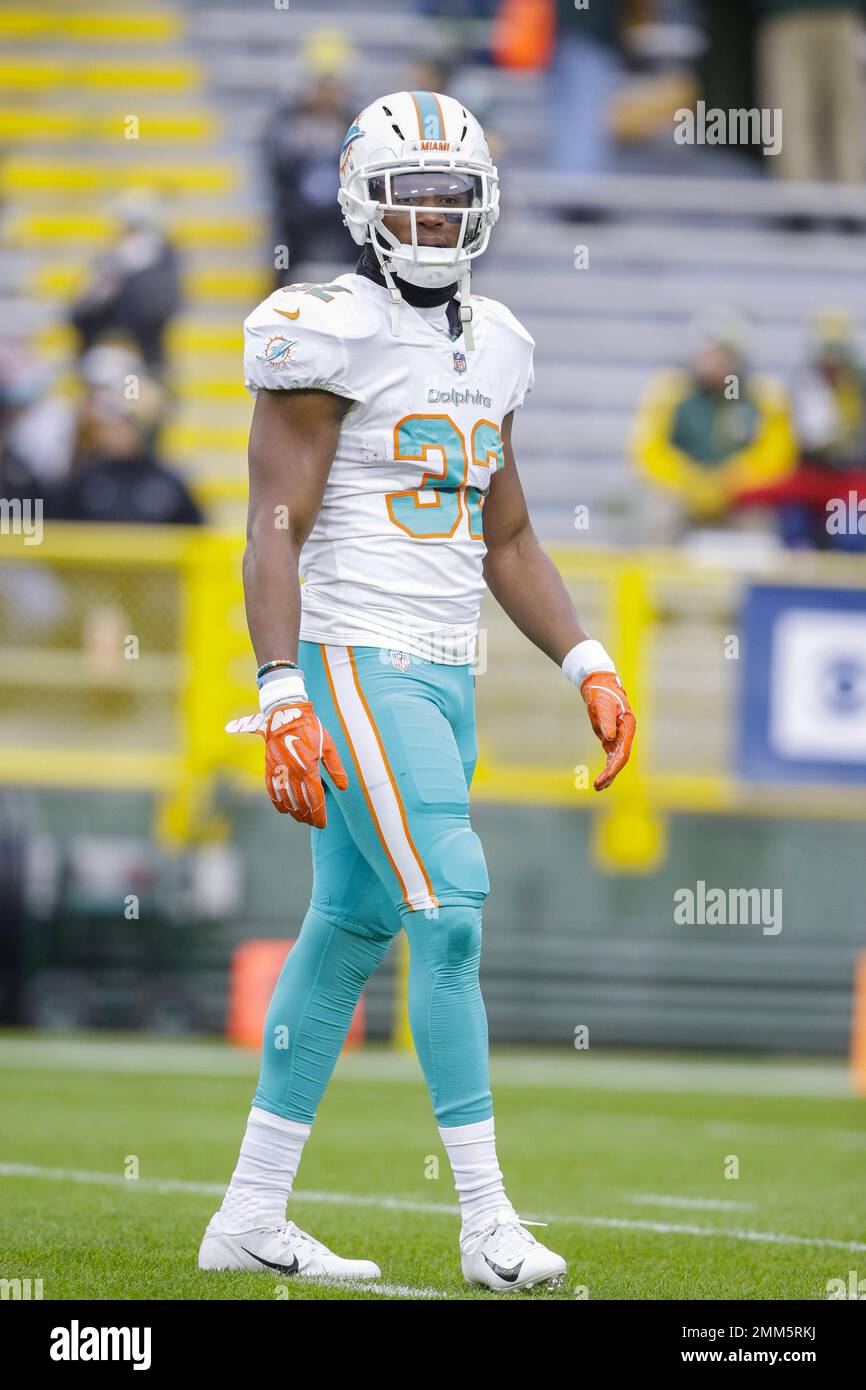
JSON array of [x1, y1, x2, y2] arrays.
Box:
[[0, 524, 248, 844], [1, 527, 864, 863], [476, 545, 866, 870]]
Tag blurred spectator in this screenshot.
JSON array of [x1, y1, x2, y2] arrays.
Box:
[[755, 0, 865, 184], [632, 308, 796, 539], [698, 0, 757, 144], [77, 342, 170, 449], [542, 1, 715, 181], [737, 310, 866, 549], [796, 310, 866, 468], [70, 188, 181, 371], [261, 29, 357, 283], [547, 0, 627, 175], [0, 343, 75, 503], [54, 346, 201, 526]]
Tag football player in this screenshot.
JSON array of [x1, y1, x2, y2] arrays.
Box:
[[199, 91, 635, 1293]]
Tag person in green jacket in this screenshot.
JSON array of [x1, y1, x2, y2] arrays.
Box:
[[632, 308, 796, 539]]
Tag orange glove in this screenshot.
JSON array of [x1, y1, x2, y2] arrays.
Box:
[[580, 670, 636, 792], [227, 701, 348, 826]]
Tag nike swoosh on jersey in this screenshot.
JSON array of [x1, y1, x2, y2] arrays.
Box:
[[241, 1248, 300, 1275], [482, 1254, 525, 1282], [275, 308, 301, 320]]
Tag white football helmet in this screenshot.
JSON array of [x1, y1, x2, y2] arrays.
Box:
[[337, 90, 499, 346]]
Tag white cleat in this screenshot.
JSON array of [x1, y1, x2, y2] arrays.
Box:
[[198, 1211, 381, 1282], [461, 1207, 567, 1293]]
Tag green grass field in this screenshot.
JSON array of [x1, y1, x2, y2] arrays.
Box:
[[1, 1033, 864, 1301]]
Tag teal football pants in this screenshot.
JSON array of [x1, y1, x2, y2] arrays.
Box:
[[254, 643, 493, 1127]]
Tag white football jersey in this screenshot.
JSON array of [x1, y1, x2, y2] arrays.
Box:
[[243, 272, 534, 664]]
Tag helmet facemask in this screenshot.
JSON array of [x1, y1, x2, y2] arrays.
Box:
[[340, 161, 497, 278], [366, 168, 492, 283]]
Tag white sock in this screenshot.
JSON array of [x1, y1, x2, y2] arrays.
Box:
[[439, 1117, 514, 1236], [219, 1106, 311, 1232]]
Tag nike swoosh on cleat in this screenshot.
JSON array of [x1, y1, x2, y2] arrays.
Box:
[[276, 308, 301, 319], [482, 1254, 524, 1283], [241, 1248, 300, 1275]]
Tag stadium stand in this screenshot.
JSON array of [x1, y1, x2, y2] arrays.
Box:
[[3, 0, 866, 540]]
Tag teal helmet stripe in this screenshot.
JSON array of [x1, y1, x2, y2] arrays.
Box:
[[410, 90, 445, 141]]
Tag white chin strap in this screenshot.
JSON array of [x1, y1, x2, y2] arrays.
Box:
[[379, 256, 476, 352], [379, 257, 404, 338], [458, 270, 475, 352]]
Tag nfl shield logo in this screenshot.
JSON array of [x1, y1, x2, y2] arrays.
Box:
[[452, 351, 467, 374]]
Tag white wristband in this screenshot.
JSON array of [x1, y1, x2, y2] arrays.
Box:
[[258, 671, 308, 712], [562, 639, 616, 689]]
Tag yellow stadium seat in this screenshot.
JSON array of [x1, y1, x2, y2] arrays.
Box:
[[0, 109, 217, 143], [165, 423, 249, 457], [0, 10, 183, 43], [168, 322, 245, 354], [12, 212, 262, 248], [0, 60, 200, 91], [31, 266, 267, 303], [2, 158, 234, 196]]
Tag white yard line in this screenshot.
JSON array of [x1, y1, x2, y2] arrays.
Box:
[[303, 1278, 448, 1300], [2, 1162, 864, 1253], [560, 1214, 866, 1252], [624, 1193, 756, 1212], [0, 1164, 228, 1197]]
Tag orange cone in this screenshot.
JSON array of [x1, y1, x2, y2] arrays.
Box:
[[850, 950, 866, 1097], [227, 939, 365, 1051]]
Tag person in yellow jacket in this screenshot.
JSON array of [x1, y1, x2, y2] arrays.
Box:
[[632, 309, 796, 538]]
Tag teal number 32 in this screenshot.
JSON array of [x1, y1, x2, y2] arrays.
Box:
[[386, 414, 503, 540]]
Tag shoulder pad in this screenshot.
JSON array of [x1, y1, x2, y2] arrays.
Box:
[[244, 276, 375, 401], [473, 295, 535, 349], [245, 275, 378, 343]]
